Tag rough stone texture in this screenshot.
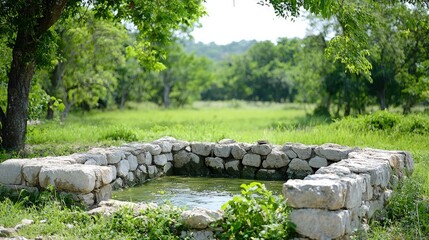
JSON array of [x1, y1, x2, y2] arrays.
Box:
[[108, 165, 117, 182], [172, 140, 190, 151], [153, 140, 173, 153], [127, 155, 138, 171], [308, 156, 328, 168], [166, 153, 174, 161], [174, 151, 200, 168], [181, 208, 223, 229], [251, 143, 272, 155], [285, 149, 298, 159], [116, 160, 130, 178], [333, 158, 391, 187], [242, 153, 261, 167], [143, 144, 162, 155], [205, 157, 225, 172], [305, 174, 364, 209], [0, 159, 28, 185], [73, 152, 108, 166], [287, 158, 314, 179], [76, 193, 95, 206], [315, 143, 352, 161], [94, 167, 114, 188], [316, 165, 352, 176], [214, 144, 231, 158], [225, 160, 241, 177], [191, 143, 213, 156], [291, 209, 351, 240], [164, 162, 173, 175], [262, 150, 290, 169], [111, 178, 123, 190], [105, 149, 125, 164], [134, 169, 146, 183], [88, 199, 157, 216], [39, 165, 97, 193], [154, 154, 168, 166], [283, 179, 347, 210], [241, 166, 257, 179], [147, 165, 158, 178], [290, 143, 313, 160], [126, 172, 136, 185], [230, 144, 246, 160], [95, 184, 112, 203], [256, 169, 286, 180]]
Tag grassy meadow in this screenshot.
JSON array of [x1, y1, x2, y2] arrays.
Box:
[[1, 101, 429, 239]]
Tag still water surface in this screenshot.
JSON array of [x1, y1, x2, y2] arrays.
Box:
[[113, 176, 285, 210]]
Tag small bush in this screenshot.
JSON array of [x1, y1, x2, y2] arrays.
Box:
[[101, 125, 137, 142], [216, 182, 295, 239], [364, 111, 400, 131]]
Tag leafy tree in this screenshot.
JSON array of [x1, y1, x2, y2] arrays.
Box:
[[0, 0, 205, 151]]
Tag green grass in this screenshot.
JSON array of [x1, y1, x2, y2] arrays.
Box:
[[1, 102, 428, 239]]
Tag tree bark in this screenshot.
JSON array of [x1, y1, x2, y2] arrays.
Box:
[[1, 31, 36, 150], [1, 0, 68, 151]]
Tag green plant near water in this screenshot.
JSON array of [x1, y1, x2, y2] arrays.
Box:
[[217, 182, 295, 239]]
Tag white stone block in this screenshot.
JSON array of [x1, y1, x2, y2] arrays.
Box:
[[39, 165, 96, 193], [242, 153, 261, 167], [0, 159, 28, 185], [283, 179, 346, 210], [290, 209, 351, 240]]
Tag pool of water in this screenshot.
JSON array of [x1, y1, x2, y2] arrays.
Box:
[[112, 176, 285, 210]]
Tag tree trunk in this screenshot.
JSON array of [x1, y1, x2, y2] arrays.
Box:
[[1, 1, 68, 151], [378, 89, 387, 111], [162, 73, 171, 108], [47, 61, 66, 119], [1, 31, 36, 151]]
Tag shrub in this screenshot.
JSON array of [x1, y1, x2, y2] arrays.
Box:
[[363, 111, 400, 131], [101, 125, 137, 142], [216, 182, 295, 239]]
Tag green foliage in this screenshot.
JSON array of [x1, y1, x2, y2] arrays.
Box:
[[217, 182, 295, 239], [334, 111, 429, 135], [100, 125, 138, 142]]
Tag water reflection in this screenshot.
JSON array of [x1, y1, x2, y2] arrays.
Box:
[[113, 176, 285, 210]]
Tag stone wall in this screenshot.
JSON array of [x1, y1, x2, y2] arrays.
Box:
[[0, 137, 414, 239]]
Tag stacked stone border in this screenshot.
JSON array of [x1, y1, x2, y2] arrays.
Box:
[[0, 137, 414, 239]]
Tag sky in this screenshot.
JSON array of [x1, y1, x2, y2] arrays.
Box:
[[191, 0, 309, 45]]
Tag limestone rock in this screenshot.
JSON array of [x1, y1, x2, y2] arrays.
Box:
[[251, 143, 271, 155], [180, 230, 215, 240], [173, 150, 200, 168], [0, 159, 28, 185], [283, 179, 347, 210], [242, 153, 261, 167], [241, 166, 257, 179], [142, 144, 162, 155], [290, 143, 313, 160], [108, 165, 117, 182], [127, 155, 138, 171], [111, 178, 123, 190], [154, 154, 168, 166], [105, 149, 125, 164], [164, 162, 173, 175], [191, 143, 213, 156], [181, 208, 223, 229], [308, 156, 328, 168], [0, 225, 16, 237], [205, 157, 224, 175], [137, 152, 152, 165], [256, 169, 286, 180], [153, 140, 173, 153], [39, 165, 97, 193], [315, 143, 352, 161], [94, 167, 114, 188], [218, 138, 236, 144], [116, 160, 130, 178], [214, 144, 231, 158], [147, 165, 158, 178], [73, 152, 107, 166], [286, 158, 313, 179], [225, 160, 241, 177], [125, 172, 136, 185], [230, 144, 247, 160], [333, 158, 391, 187], [262, 150, 289, 169], [95, 184, 112, 203], [315, 165, 352, 176], [290, 209, 351, 239], [172, 140, 190, 151]]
